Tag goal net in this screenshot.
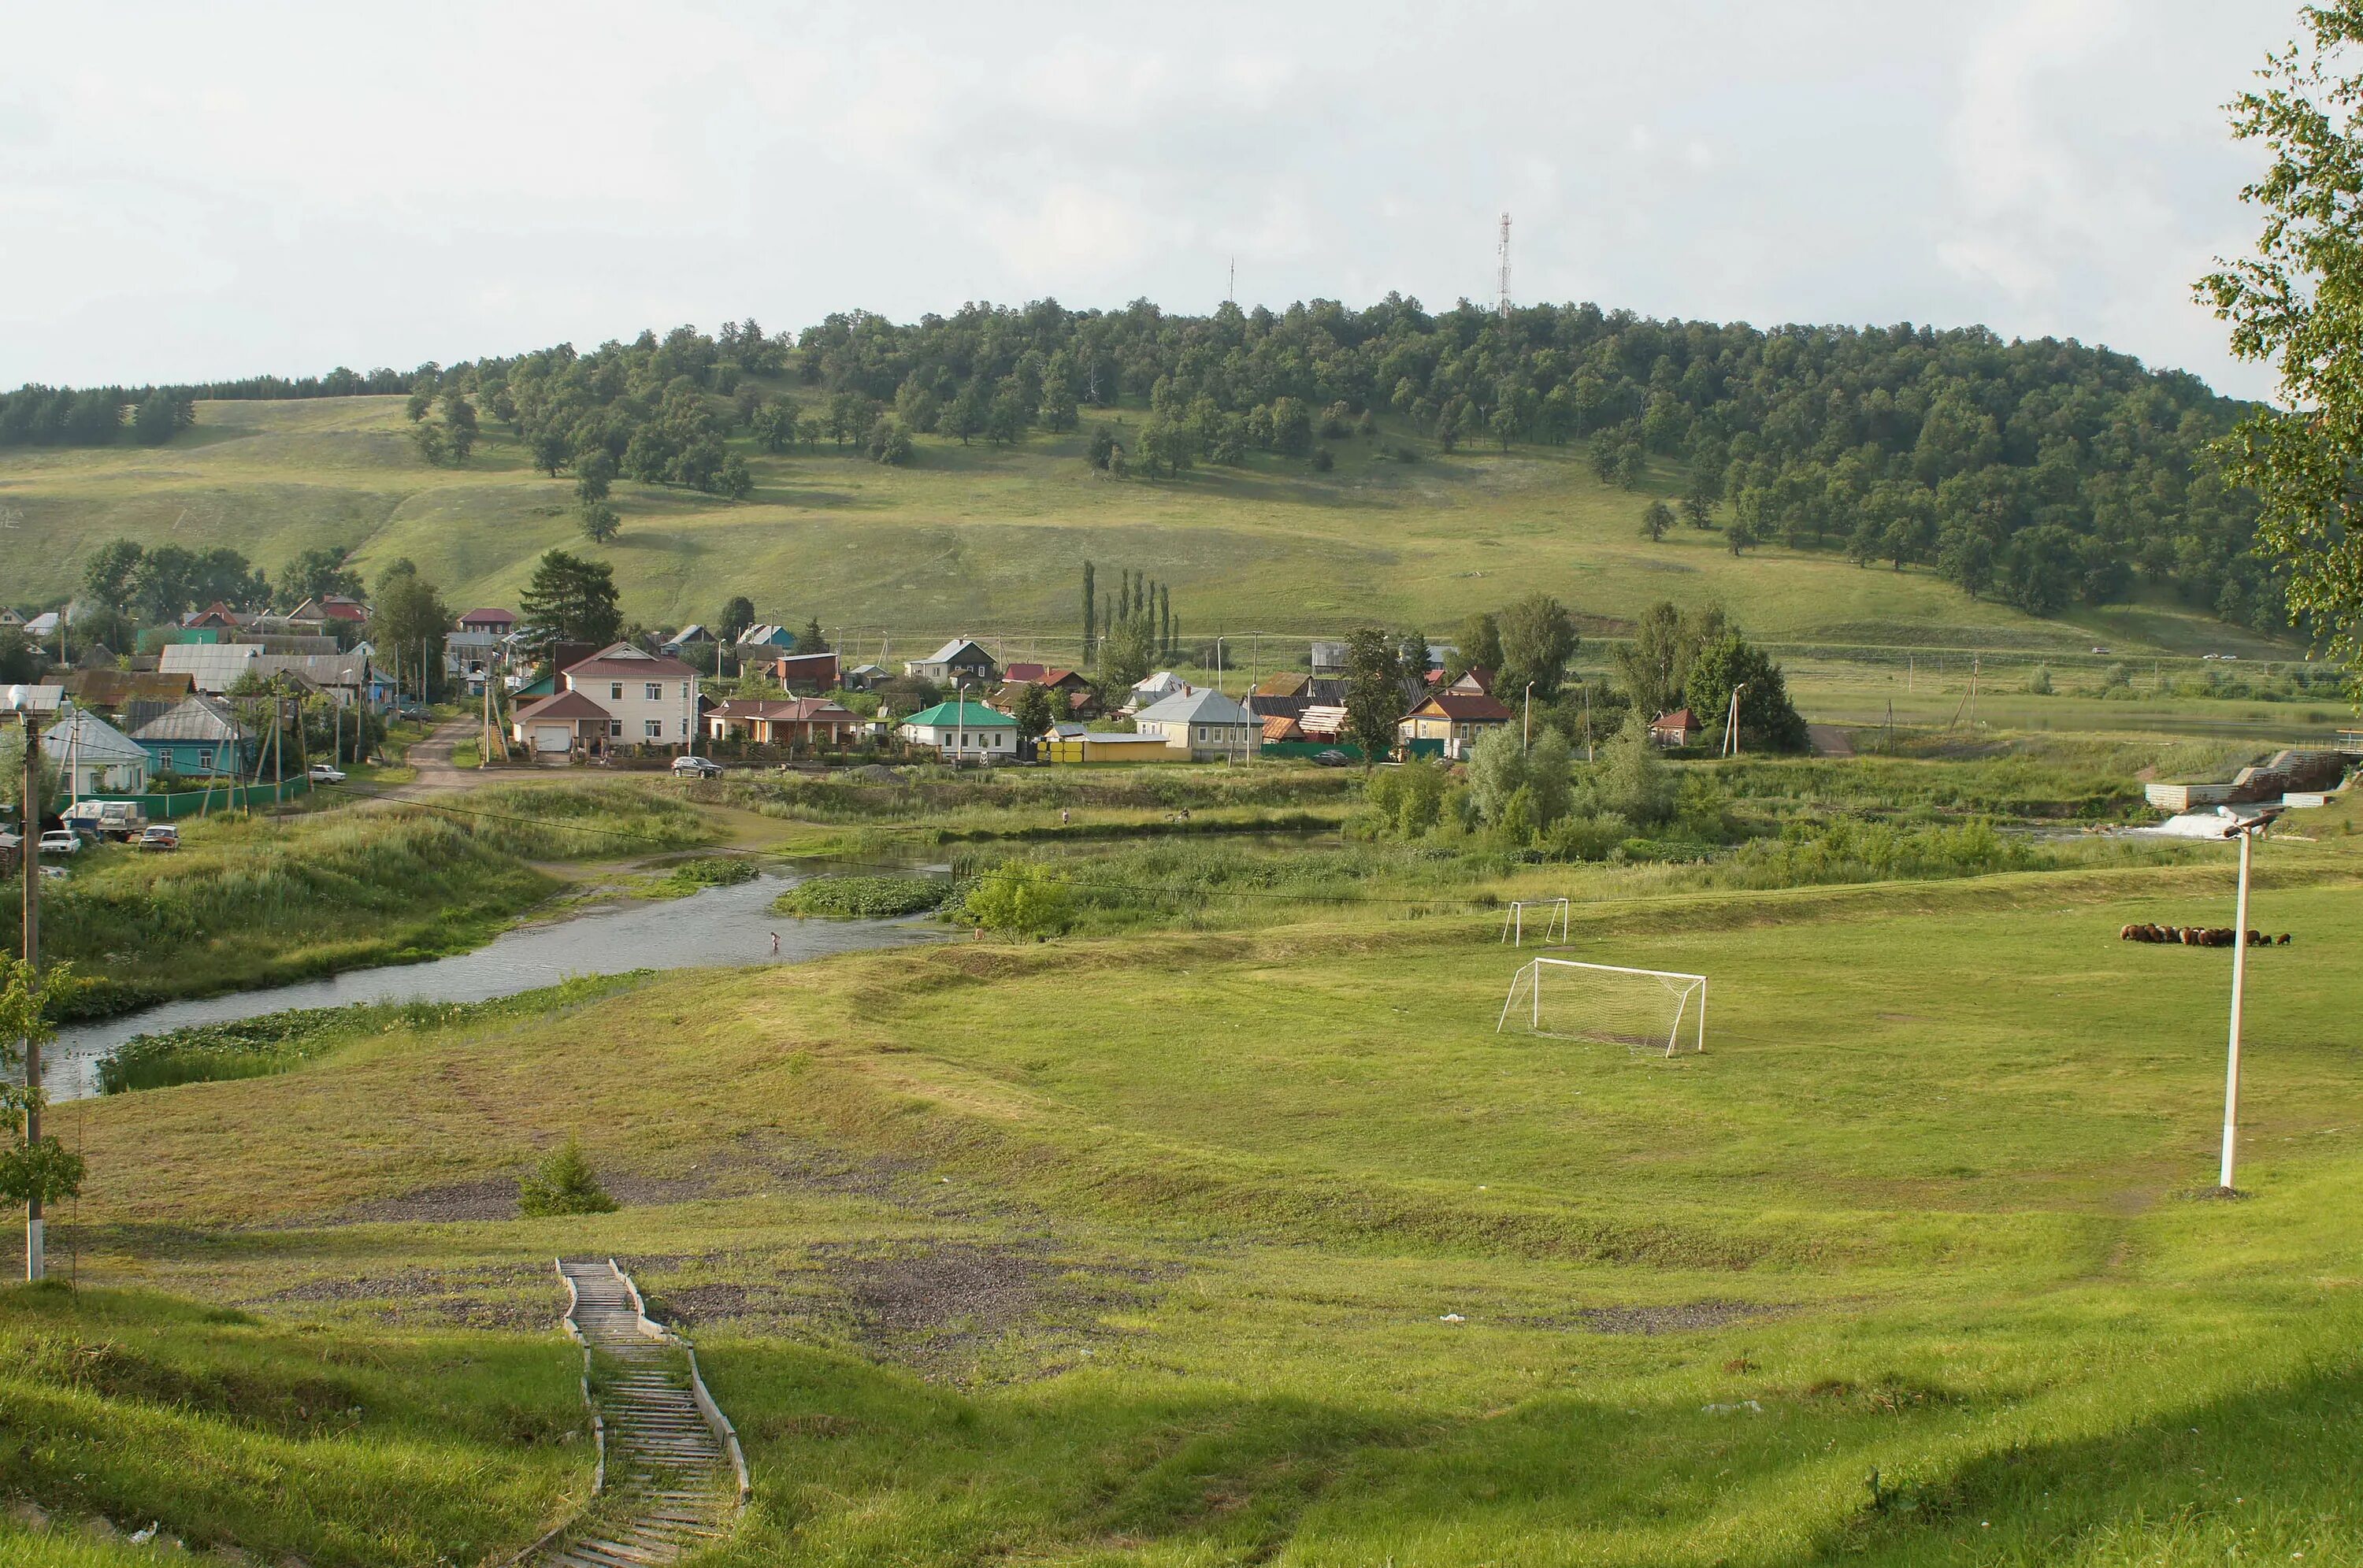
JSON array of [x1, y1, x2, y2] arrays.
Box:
[[1497, 958, 1707, 1056]]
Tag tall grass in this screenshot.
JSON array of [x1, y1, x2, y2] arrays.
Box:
[[0, 1284, 578, 1566], [98, 973, 652, 1093], [5, 783, 710, 1018]]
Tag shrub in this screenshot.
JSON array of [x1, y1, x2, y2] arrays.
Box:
[[963, 862, 1076, 936], [773, 874, 945, 920], [517, 1137, 617, 1217]]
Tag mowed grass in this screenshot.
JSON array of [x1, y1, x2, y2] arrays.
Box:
[[18, 817, 2363, 1564], [0, 391, 2298, 657]]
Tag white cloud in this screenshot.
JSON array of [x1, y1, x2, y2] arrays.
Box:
[[0, 0, 2297, 398]]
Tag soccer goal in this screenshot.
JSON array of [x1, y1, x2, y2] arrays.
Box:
[[1499, 898, 1571, 946], [1497, 958, 1708, 1056]]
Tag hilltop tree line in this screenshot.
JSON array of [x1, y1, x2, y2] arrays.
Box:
[[6, 295, 2280, 629]]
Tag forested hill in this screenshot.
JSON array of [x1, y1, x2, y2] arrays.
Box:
[[1, 296, 2276, 632]]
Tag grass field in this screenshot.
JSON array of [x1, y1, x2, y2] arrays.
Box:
[[7, 774, 2360, 1563], [0, 391, 2301, 660]]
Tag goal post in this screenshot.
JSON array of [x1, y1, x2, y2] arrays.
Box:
[[1497, 957, 1708, 1057], [1499, 898, 1571, 947]]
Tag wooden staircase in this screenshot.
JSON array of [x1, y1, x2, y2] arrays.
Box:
[[514, 1258, 749, 1567]]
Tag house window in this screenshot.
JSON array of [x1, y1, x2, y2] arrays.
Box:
[[610, 721, 624, 737], [610, 683, 623, 699], [681, 683, 691, 698], [645, 720, 662, 739], [645, 683, 662, 700]]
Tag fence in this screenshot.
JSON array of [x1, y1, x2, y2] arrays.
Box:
[[90, 778, 313, 820]]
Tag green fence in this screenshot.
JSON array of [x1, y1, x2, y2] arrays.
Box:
[[1259, 740, 1370, 762], [87, 778, 313, 821]]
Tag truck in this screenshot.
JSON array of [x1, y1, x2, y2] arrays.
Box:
[[61, 799, 150, 841]]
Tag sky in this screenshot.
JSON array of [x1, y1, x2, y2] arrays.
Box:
[[0, 0, 2298, 400]]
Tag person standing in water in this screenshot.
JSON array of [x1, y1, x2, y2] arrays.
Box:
[[770, 931, 781, 956]]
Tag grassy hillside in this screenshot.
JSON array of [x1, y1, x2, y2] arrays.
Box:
[[0, 393, 2294, 658], [16, 782, 2363, 1562]]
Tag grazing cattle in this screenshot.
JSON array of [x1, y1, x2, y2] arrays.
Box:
[[2120, 922, 2283, 947]]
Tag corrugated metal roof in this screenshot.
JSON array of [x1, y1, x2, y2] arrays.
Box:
[[159, 642, 264, 691], [132, 695, 244, 744], [1134, 688, 1253, 727]]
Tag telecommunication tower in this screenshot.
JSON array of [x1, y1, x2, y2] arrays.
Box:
[[1496, 212, 1512, 320]]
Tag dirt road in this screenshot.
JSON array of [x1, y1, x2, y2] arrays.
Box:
[[384, 717, 480, 799]]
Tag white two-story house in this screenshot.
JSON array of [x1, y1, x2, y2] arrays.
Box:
[[562, 643, 701, 751]]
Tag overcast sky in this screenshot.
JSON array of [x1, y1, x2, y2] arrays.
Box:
[[0, 1, 2297, 400]]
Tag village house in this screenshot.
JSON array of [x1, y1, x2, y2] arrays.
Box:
[[903, 638, 999, 685], [288, 594, 370, 625], [658, 624, 715, 656], [999, 665, 1100, 717], [1649, 709, 1702, 748], [1125, 670, 1191, 712], [897, 699, 1019, 761], [705, 696, 860, 747], [1133, 688, 1258, 761], [564, 643, 701, 749], [42, 705, 151, 795], [842, 662, 888, 690], [766, 651, 842, 693], [132, 694, 253, 778], [1400, 690, 1514, 758], [0, 607, 21, 628], [457, 606, 517, 636], [736, 623, 799, 652]]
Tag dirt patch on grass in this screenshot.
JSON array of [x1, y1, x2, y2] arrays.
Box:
[[328, 1177, 522, 1225], [1514, 1299, 1790, 1335], [627, 1238, 1172, 1382], [252, 1262, 553, 1329]]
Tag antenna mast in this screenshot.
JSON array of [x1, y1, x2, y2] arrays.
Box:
[[1228, 256, 1235, 303], [1496, 212, 1512, 321]]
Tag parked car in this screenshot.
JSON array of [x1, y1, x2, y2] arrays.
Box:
[[672, 755, 724, 778], [138, 824, 180, 851], [307, 764, 347, 784], [37, 830, 80, 857], [1312, 749, 1352, 767], [397, 702, 429, 719]]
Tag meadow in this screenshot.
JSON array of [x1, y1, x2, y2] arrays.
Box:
[[5, 768, 2359, 1564], [0, 392, 2301, 662]]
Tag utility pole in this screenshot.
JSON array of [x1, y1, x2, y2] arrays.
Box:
[[1723, 684, 1748, 758], [1523, 683, 1533, 755], [20, 711, 44, 1281], [2218, 811, 2279, 1192]]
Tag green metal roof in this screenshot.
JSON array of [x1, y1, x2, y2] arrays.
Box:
[[899, 699, 1018, 728]]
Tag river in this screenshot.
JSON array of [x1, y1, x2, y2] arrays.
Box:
[[41, 869, 944, 1102]]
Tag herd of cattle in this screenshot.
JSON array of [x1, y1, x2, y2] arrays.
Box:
[[2120, 924, 2291, 947]]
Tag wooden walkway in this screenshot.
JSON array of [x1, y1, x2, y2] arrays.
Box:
[[515, 1258, 748, 1568]]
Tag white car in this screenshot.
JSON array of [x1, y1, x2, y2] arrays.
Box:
[[308, 764, 347, 784], [37, 830, 80, 857], [672, 756, 723, 778]]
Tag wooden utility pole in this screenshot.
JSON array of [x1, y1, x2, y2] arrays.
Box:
[[20, 712, 44, 1281]]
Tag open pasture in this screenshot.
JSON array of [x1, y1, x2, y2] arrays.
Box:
[[12, 818, 2362, 1565]]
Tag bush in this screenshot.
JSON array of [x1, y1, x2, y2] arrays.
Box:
[[666, 855, 758, 889], [773, 874, 946, 920], [963, 862, 1076, 936], [517, 1137, 617, 1217]]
